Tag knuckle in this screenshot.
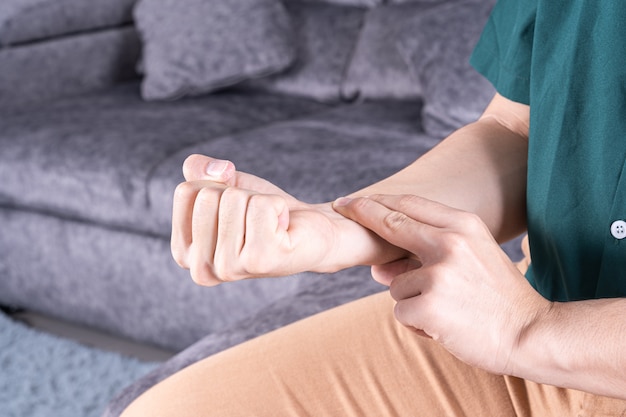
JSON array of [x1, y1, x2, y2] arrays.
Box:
[[190, 266, 219, 287], [219, 185, 241, 200], [396, 194, 421, 213], [441, 231, 469, 254], [212, 259, 238, 283], [455, 211, 485, 233], [195, 186, 219, 204], [173, 181, 196, 202], [170, 246, 188, 269], [383, 210, 412, 233], [246, 193, 266, 212], [240, 249, 273, 276], [464, 212, 484, 229], [351, 196, 375, 212]]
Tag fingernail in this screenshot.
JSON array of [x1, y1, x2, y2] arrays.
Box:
[[206, 160, 229, 178], [333, 197, 352, 207]]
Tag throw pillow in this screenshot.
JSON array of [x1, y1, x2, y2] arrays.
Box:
[[396, 0, 495, 138], [243, 1, 366, 103], [133, 0, 296, 101], [342, 2, 441, 101]]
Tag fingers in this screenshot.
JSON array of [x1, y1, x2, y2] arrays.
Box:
[[171, 177, 295, 285], [190, 187, 223, 285], [371, 258, 421, 286], [171, 181, 214, 269], [385, 270, 434, 338], [333, 195, 442, 260], [240, 194, 291, 275], [172, 180, 230, 285], [335, 194, 454, 227]]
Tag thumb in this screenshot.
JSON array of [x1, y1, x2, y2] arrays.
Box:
[[182, 154, 236, 183], [183, 154, 302, 206]]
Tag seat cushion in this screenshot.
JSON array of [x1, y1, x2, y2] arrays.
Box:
[[0, 84, 330, 235], [148, 99, 437, 230]]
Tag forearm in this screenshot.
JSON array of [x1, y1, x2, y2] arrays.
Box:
[[347, 116, 528, 243], [320, 117, 528, 272], [321, 96, 530, 272], [511, 297, 626, 399]]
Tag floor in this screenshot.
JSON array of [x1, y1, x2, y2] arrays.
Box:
[[9, 309, 175, 363]]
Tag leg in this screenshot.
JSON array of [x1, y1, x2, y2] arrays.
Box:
[[121, 291, 584, 417]]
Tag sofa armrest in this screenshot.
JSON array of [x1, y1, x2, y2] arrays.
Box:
[[0, 26, 140, 110]]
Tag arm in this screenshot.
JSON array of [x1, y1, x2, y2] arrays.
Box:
[[512, 298, 626, 399], [333, 194, 626, 400], [347, 92, 529, 243], [171, 93, 529, 283]]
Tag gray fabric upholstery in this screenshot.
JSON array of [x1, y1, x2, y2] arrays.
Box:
[[396, 0, 496, 137], [0, 27, 140, 110], [0, 84, 329, 236], [134, 0, 295, 101], [342, 2, 440, 101], [244, 1, 365, 102], [285, 0, 381, 6], [0, 98, 432, 354], [0, 0, 136, 46], [387, 0, 449, 3], [0, 207, 303, 351], [149, 100, 436, 223]]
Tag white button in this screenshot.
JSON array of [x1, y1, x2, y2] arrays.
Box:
[[611, 220, 626, 239]]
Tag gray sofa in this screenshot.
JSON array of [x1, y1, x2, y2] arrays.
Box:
[[0, 0, 520, 413]]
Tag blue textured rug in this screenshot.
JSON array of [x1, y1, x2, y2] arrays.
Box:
[[0, 312, 158, 417]]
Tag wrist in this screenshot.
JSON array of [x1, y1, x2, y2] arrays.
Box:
[[312, 202, 407, 273], [507, 299, 561, 380]]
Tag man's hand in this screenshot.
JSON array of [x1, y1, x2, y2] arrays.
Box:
[[172, 155, 336, 285], [171, 155, 404, 286], [333, 194, 551, 375]]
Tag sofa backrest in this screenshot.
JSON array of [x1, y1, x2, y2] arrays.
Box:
[[1, 0, 495, 133]]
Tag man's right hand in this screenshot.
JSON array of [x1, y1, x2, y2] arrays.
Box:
[[170, 154, 404, 286]]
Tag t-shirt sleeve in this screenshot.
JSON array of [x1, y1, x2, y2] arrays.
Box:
[[470, 0, 537, 105]]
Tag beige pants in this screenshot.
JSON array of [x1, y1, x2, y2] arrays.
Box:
[[122, 279, 626, 416], [123, 234, 626, 417]]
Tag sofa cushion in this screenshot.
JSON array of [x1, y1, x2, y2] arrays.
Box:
[[386, 0, 449, 3], [396, 0, 495, 138], [0, 0, 136, 46], [0, 84, 330, 236], [148, 101, 438, 224], [134, 0, 295, 101], [0, 206, 306, 352], [243, 1, 365, 103], [0, 28, 140, 110], [342, 2, 440, 101], [285, 0, 381, 6]]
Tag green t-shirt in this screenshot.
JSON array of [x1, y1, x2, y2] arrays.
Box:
[[470, 0, 626, 301]]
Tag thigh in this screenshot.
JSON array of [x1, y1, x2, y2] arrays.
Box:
[[121, 291, 581, 417]]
